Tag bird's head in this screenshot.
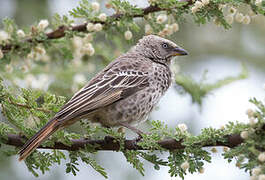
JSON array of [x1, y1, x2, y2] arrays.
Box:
[[134, 35, 188, 65]]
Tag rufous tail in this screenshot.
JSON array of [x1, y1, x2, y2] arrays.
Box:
[[18, 118, 60, 161]]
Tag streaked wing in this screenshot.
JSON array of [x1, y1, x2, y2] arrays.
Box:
[[54, 70, 149, 121]]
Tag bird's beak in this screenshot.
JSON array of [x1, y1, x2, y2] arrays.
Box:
[[172, 47, 188, 56]]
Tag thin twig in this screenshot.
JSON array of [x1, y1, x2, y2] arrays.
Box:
[[8, 98, 53, 113]]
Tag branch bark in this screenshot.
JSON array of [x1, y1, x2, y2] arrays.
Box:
[[3, 133, 243, 151]]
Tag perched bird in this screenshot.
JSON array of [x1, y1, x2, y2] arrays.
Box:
[[18, 35, 188, 161]]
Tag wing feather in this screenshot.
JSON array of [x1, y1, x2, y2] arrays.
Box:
[[55, 71, 149, 121]]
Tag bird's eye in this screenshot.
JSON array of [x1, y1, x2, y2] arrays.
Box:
[[162, 43, 168, 49]]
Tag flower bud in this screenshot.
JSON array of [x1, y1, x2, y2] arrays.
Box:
[[145, 24, 153, 35], [180, 161, 190, 171], [252, 167, 261, 176], [242, 15, 251, 24], [17, 29, 25, 38], [124, 30, 133, 40], [177, 123, 188, 132], [156, 14, 167, 24], [225, 14, 234, 24], [93, 23, 103, 32], [240, 131, 248, 139], [86, 23, 94, 32], [37, 19, 49, 31], [258, 152, 265, 162], [235, 13, 244, 23], [171, 23, 179, 32], [91, 2, 100, 12], [98, 13, 107, 22]]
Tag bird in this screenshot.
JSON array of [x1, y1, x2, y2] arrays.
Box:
[[18, 34, 188, 161]]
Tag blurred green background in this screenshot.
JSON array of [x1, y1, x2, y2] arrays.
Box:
[[0, 0, 265, 180]]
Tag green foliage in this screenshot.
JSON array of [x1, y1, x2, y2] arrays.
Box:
[[66, 150, 107, 178], [223, 98, 265, 176], [123, 150, 145, 176], [175, 63, 248, 105]]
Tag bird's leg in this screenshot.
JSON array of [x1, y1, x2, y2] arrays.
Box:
[[118, 122, 144, 141]]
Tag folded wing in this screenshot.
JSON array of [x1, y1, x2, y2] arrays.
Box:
[[55, 70, 149, 122]]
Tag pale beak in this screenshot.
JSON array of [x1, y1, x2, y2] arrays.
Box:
[[172, 47, 188, 56]]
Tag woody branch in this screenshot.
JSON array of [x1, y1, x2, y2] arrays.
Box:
[[0, 2, 194, 54]]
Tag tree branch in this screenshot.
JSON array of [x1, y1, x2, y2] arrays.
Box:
[[0, 2, 192, 54], [3, 133, 243, 151]]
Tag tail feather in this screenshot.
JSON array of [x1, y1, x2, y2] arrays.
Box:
[[18, 119, 60, 161]]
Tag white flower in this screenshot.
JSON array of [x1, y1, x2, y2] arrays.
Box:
[[201, 0, 210, 5], [242, 15, 251, 24], [172, 23, 179, 32], [240, 131, 248, 139], [199, 167, 205, 174], [124, 30, 133, 40], [249, 117, 257, 126], [93, 23, 103, 32], [145, 24, 153, 35], [83, 33, 93, 43], [72, 36, 83, 50], [0, 31, 10, 43], [229, 7, 237, 16], [246, 109, 254, 118], [235, 13, 244, 23], [191, 6, 199, 13], [252, 167, 261, 176], [98, 13, 107, 21], [258, 152, 265, 162], [37, 19, 49, 31], [5, 64, 13, 73], [74, 74, 86, 85], [162, 24, 174, 36], [194, 1, 203, 8], [34, 45, 46, 55], [180, 161, 190, 170], [81, 43, 95, 56], [177, 123, 188, 132], [259, 175, 265, 180], [225, 14, 234, 24], [255, 0, 263, 6], [0, 49, 3, 59], [17, 29, 25, 38], [91, 2, 100, 12], [156, 14, 167, 24], [86, 23, 94, 31], [21, 65, 29, 73]]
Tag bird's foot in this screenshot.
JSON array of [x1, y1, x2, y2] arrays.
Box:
[[118, 122, 145, 142], [118, 122, 144, 135]]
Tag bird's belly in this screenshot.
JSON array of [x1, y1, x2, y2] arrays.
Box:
[[93, 88, 164, 127]]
